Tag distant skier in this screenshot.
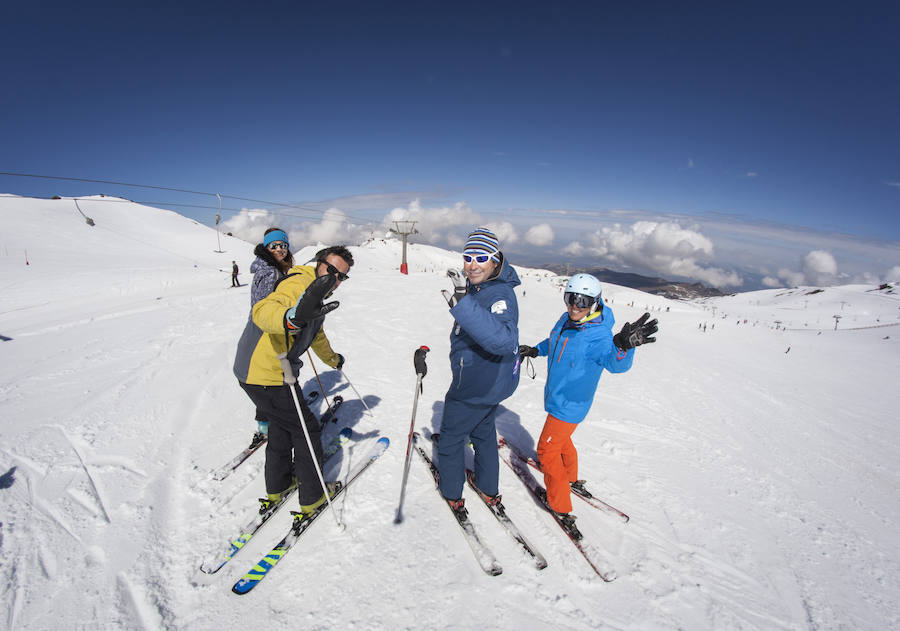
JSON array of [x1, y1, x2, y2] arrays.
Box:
[[519, 273, 658, 528], [231, 261, 240, 287], [438, 227, 520, 515], [244, 228, 295, 448], [233, 246, 350, 522]]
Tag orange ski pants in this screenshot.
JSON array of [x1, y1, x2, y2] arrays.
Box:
[[536, 414, 579, 513]]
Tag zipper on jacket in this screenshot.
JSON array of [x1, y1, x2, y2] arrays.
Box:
[[456, 356, 464, 389]]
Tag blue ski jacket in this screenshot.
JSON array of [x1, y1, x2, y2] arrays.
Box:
[[446, 257, 521, 405], [535, 306, 633, 424]]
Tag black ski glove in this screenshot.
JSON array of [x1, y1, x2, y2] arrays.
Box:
[[334, 354, 345, 370], [441, 268, 468, 308], [613, 312, 658, 352], [285, 273, 339, 330], [519, 345, 539, 358]]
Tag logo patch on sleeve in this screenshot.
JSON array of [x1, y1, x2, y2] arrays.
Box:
[[490, 300, 508, 314]]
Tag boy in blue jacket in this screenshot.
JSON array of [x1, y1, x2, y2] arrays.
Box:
[[520, 274, 658, 526], [438, 228, 521, 514]]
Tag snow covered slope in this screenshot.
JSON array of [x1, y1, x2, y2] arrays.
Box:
[[1, 194, 898, 630]]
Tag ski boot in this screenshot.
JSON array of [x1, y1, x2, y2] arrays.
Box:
[[258, 477, 298, 515], [248, 421, 269, 450], [446, 498, 469, 521], [465, 470, 502, 507], [553, 510, 583, 541], [569, 479, 591, 499], [291, 481, 343, 529]]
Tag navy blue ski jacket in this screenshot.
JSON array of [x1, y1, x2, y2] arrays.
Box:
[[446, 257, 521, 405]]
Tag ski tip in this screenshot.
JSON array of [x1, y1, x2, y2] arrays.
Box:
[[339, 427, 353, 438], [231, 580, 253, 595], [488, 564, 503, 577], [376, 436, 390, 448]]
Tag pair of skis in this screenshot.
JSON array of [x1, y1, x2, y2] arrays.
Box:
[[200, 433, 390, 594], [497, 437, 621, 582], [412, 432, 547, 575], [200, 427, 352, 574]]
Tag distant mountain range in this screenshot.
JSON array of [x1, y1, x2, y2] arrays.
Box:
[[540, 264, 727, 299]]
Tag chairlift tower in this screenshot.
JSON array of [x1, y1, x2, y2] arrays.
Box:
[[390, 221, 418, 275]]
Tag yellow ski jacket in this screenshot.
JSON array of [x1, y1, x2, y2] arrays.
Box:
[[233, 264, 340, 386]]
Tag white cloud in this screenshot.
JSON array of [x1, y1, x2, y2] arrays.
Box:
[[221, 205, 376, 251], [562, 241, 584, 256], [220, 207, 278, 241], [777, 267, 806, 287], [745, 172, 759, 178], [383, 199, 484, 246], [570, 220, 742, 287], [802, 250, 838, 286], [884, 266, 900, 282], [483, 221, 519, 247], [761, 276, 783, 288], [525, 223, 554, 247], [303, 207, 350, 245]]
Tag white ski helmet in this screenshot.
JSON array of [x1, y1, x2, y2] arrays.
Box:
[[564, 273, 603, 312]]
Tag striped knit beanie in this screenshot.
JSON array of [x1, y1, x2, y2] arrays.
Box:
[[463, 227, 501, 262]]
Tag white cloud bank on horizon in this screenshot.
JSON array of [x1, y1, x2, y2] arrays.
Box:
[[562, 221, 744, 288], [220, 198, 900, 290]]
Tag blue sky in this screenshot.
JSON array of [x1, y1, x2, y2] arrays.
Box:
[[2, 1, 898, 289]]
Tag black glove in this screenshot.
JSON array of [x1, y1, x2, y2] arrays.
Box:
[[334, 354, 345, 370], [519, 344, 539, 358], [613, 312, 658, 352], [414, 346, 430, 377], [441, 268, 468, 308], [285, 274, 339, 329]]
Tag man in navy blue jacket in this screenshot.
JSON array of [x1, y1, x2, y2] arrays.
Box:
[[438, 228, 521, 513]]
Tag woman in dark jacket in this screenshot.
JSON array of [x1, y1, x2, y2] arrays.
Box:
[[246, 228, 294, 447]]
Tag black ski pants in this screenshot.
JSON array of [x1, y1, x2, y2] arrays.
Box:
[[238, 381, 324, 505]]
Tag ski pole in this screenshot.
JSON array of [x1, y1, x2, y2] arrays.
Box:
[[338, 368, 374, 417], [394, 345, 429, 524], [306, 350, 335, 419], [277, 352, 344, 531]]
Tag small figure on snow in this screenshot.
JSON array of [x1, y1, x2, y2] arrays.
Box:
[[232, 261, 240, 287], [437, 228, 520, 515], [233, 245, 351, 520], [519, 273, 658, 526]]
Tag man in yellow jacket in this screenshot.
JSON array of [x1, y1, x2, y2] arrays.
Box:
[[233, 245, 353, 515]]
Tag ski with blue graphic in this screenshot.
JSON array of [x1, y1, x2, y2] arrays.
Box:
[[200, 427, 351, 574], [231, 436, 390, 594]]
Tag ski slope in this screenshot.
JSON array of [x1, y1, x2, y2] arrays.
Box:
[[1, 194, 898, 630]]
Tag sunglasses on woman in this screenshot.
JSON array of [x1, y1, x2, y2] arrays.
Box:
[[463, 253, 491, 264], [321, 261, 350, 281], [267, 242, 288, 251]]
